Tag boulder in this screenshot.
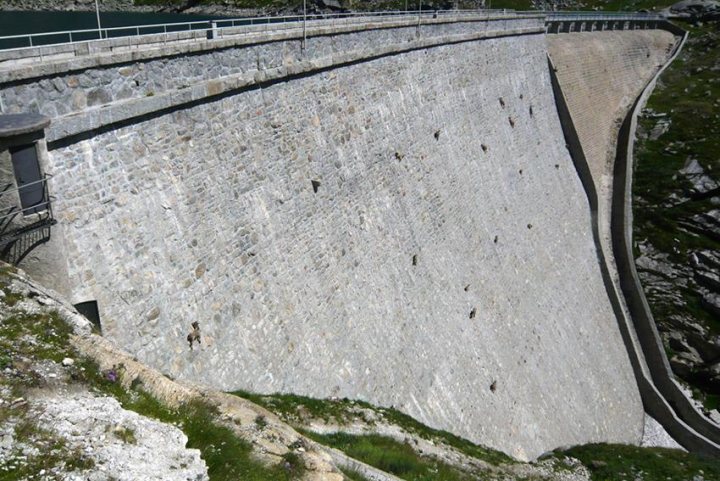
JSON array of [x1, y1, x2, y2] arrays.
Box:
[[687, 332, 720, 363], [696, 249, 720, 270], [680, 158, 719, 196], [670, 0, 720, 19], [670, 354, 699, 378], [701, 292, 720, 317], [686, 210, 720, 242], [695, 269, 720, 292]]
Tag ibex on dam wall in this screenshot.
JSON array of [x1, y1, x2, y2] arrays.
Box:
[[187, 322, 201, 350]]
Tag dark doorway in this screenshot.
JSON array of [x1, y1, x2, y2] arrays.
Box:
[[74, 300, 101, 333], [10, 143, 45, 215]]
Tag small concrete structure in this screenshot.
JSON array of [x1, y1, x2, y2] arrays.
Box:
[[0, 113, 55, 265]]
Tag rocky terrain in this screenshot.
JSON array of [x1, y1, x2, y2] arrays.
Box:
[[669, 1, 720, 20], [633, 18, 720, 412]]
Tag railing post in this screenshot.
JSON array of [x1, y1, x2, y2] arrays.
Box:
[[302, 0, 307, 50]]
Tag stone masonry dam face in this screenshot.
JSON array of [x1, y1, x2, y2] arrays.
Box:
[[0, 17, 678, 460]]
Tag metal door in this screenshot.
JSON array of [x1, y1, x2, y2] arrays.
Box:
[[10, 143, 45, 215]]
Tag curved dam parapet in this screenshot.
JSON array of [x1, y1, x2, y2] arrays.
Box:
[[0, 14, 666, 460]]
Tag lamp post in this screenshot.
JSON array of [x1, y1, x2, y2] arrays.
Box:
[[95, 0, 102, 39]]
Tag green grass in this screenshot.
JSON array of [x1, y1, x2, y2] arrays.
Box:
[[0, 281, 24, 307], [0, 309, 76, 388], [557, 443, 720, 481], [341, 466, 374, 481], [303, 432, 484, 481], [231, 390, 513, 466], [111, 425, 138, 444]]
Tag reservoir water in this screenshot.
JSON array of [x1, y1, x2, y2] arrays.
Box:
[[0, 10, 228, 49]]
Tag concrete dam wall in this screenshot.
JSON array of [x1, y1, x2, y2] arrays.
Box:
[[0, 14, 679, 460]]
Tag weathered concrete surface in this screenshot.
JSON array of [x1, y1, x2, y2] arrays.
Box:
[[31, 29, 644, 461], [547, 30, 677, 259], [547, 30, 678, 377]]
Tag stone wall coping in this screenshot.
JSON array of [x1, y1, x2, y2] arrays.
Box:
[[45, 25, 545, 144], [0, 113, 50, 138], [0, 14, 544, 84]]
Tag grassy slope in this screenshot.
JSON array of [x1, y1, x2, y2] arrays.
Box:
[[557, 443, 720, 481], [306, 432, 485, 481], [232, 389, 720, 481], [233, 389, 514, 466]]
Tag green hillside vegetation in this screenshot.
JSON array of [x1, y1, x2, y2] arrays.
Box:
[[232, 389, 514, 466], [233, 389, 719, 481], [555, 443, 720, 481], [1, 250, 718, 479], [632, 19, 720, 409]]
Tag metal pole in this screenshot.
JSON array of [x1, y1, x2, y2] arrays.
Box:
[[95, 0, 102, 39], [303, 0, 307, 50]]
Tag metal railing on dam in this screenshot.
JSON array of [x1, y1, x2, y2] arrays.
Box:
[[0, 9, 518, 51], [545, 11, 664, 21], [545, 11, 671, 33], [0, 8, 671, 54]]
